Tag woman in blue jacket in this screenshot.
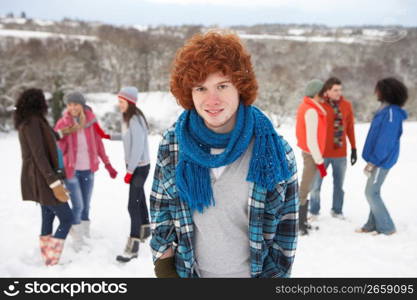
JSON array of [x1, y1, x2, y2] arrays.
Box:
[[357, 77, 408, 235]]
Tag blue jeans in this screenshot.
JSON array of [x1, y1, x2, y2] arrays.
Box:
[[362, 167, 395, 235], [310, 157, 347, 215], [65, 170, 94, 224], [41, 203, 73, 239]]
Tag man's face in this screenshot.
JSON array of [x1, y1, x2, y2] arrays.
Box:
[[191, 72, 240, 133], [67, 102, 83, 117], [325, 84, 342, 101]]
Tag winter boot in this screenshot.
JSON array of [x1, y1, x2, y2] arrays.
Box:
[[45, 237, 65, 266], [330, 210, 346, 220], [299, 200, 309, 236], [80, 221, 91, 239], [139, 224, 151, 243], [39, 235, 51, 265], [116, 237, 140, 263], [70, 224, 86, 252]]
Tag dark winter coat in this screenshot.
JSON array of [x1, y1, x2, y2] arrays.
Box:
[[18, 115, 63, 206]]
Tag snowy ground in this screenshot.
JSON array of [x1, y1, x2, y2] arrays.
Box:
[[1, 100, 416, 277]]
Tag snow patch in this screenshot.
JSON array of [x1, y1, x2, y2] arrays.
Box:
[[133, 24, 149, 32], [86, 91, 183, 134], [33, 19, 55, 26], [0, 17, 27, 24], [363, 29, 387, 37], [0, 29, 97, 41], [288, 28, 305, 36], [239, 33, 360, 44]]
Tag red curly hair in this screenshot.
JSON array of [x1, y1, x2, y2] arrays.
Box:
[[170, 31, 258, 110]]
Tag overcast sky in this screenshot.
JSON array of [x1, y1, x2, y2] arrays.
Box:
[[1, 0, 416, 27]]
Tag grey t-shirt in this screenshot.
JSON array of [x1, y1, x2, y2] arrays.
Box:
[[193, 142, 253, 278]]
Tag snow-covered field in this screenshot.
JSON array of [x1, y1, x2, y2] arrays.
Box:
[[0, 94, 416, 277]]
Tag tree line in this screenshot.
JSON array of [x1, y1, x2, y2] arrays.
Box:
[[0, 19, 416, 131]]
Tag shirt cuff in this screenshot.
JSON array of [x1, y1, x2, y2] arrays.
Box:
[[314, 157, 324, 165], [49, 180, 61, 189]]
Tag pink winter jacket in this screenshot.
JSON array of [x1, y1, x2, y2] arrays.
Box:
[[54, 109, 110, 179]]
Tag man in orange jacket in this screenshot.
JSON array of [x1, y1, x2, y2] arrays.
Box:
[[309, 77, 357, 220], [296, 79, 327, 235]]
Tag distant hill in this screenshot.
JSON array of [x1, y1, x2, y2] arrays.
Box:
[[0, 16, 416, 131]]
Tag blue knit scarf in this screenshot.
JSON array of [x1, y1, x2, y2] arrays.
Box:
[[175, 103, 291, 213]]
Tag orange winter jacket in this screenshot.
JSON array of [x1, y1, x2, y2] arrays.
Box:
[[296, 96, 327, 155], [322, 96, 356, 158]]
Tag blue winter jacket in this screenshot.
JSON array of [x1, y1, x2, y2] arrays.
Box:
[[362, 104, 407, 169]]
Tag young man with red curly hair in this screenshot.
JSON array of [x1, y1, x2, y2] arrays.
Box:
[[150, 31, 299, 278]]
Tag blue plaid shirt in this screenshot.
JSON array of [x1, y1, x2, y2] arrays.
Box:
[[150, 126, 299, 278]]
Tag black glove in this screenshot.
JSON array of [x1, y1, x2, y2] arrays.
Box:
[[350, 148, 357, 166], [154, 257, 179, 278]]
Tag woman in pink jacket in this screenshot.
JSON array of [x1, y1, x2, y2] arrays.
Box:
[[55, 92, 117, 248]]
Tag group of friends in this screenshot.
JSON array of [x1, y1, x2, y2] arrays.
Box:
[[14, 30, 408, 277], [296, 76, 407, 237], [15, 86, 151, 266]]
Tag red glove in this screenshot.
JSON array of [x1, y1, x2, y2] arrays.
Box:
[[124, 172, 133, 184], [105, 163, 118, 179], [316, 163, 327, 178], [94, 122, 111, 139]]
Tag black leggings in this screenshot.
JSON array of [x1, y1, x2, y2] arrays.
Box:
[[128, 165, 150, 238]]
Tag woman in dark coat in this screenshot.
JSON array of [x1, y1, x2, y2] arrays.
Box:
[[15, 88, 73, 266]]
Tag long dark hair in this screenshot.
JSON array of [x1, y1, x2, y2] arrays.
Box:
[[14, 88, 48, 129], [375, 77, 408, 107], [123, 102, 149, 129]]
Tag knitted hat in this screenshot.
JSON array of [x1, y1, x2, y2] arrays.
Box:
[[305, 79, 324, 97], [118, 86, 138, 105], [65, 91, 86, 106]]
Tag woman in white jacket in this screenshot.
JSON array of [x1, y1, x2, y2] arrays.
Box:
[[111, 87, 151, 262]]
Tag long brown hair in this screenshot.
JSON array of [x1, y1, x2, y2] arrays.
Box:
[[123, 102, 149, 129]]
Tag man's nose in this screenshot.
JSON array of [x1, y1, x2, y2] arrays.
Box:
[[206, 90, 220, 106]]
